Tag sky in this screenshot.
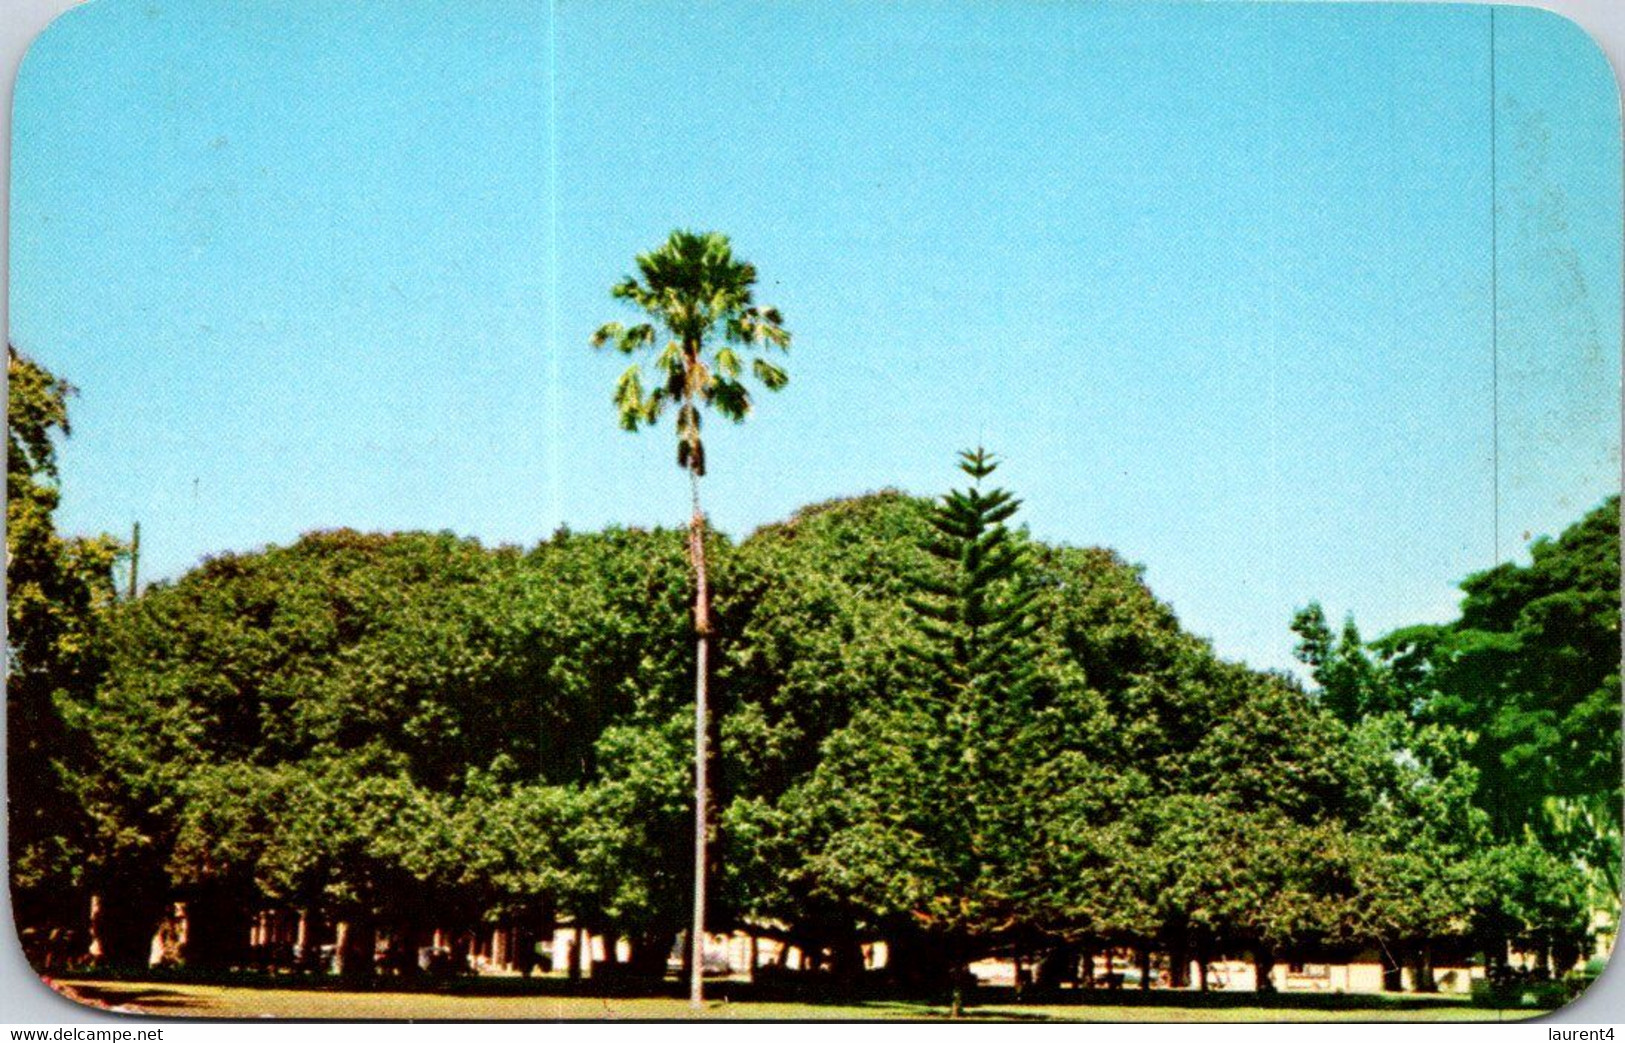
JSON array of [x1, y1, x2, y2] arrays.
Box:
[[9, 0, 1620, 675]]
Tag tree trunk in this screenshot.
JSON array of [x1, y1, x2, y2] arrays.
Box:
[[883, 924, 953, 991], [491, 924, 509, 972], [1555, 938, 1581, 977], [87, 894, 103, 963], [1138, 946, 1152, 990], [1412, 942, 1437, 993], [1253, 943, 1276, 994], [514, 925, 536, 977], [1489, 935, 1508, 974], [295, 909, 313, 972], [180, 886, 251, 971], [689, 472, 710, 1009], [832, 936, 866, 984], [1380, 944, 1403, 992], [1168, 934, 1190, 989], [88, 888, 166, 969], [299, 907, 331, 974], [335, 917, 375, 985], [388, 921, 423, 979], [1035, 942, 1077, 989], [148, 902, 187, 969], [628, 931, 674, 978]]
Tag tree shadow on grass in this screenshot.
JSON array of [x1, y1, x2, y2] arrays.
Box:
[[53, 981, 209, 1016]]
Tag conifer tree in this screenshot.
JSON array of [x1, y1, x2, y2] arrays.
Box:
[[910, 449, 1042, 1015], [812, 448, 1043, 1016], [905, 447, 1040, 703]]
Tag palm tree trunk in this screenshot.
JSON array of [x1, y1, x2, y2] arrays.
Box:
[[689, 466, 710, 1009]]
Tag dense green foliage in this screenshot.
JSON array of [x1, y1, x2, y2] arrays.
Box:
[[1401, 501, 1620, 880], [769, 452, 1050, 1006], [25, 491, 1617, 987], [7, 347, 123, 946], [1292, 496, 1621, 975], [10, 354, 1616, 998]]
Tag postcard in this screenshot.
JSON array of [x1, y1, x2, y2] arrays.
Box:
[[7, 0, 1620, 1024]]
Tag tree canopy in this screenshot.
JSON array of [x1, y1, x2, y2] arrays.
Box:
[[7, 347, 123, 946], [1291, 495, 1620, 969], [11, 392, 1615, 1002]]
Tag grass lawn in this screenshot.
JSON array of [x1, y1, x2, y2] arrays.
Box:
[[48, 978, 1550, 1022]]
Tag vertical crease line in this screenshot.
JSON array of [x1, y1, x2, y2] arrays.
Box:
[[547, 0, 562, 533], [1490, 5, 1500, 565], [1267, 14, 1280, 622]]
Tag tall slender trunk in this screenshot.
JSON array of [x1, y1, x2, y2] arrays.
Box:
[[689, 464, 710, 1009]]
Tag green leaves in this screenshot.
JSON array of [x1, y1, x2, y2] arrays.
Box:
[[74, 525, 704, 950], [34, 443, 1615, 981], [1292, 496, 1621, 960], [906, 448, 1039, 702], [613, 364, 654, 430], [758, 454, 1053, 962], [751, 358, 788, 391], [592, 230, 790, 476], [1402, 498, 1621, 836], [602, 322, 657, 355], [7, 348, 124, 936], [1415, 499, 1623, 943]]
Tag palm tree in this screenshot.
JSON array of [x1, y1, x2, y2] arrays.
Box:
[[591, 229, 790, 1007]]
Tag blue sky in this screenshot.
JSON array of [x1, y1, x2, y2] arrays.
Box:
[[10, 0, 1620, 675]]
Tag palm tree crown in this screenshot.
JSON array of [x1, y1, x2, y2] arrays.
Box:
[[590, 229, 789, 476]]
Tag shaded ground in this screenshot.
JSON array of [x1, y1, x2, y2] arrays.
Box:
[[48, 977, 1548, 1022]]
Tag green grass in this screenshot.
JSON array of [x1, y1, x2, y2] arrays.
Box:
[[49, 978, 1549, 1022]]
